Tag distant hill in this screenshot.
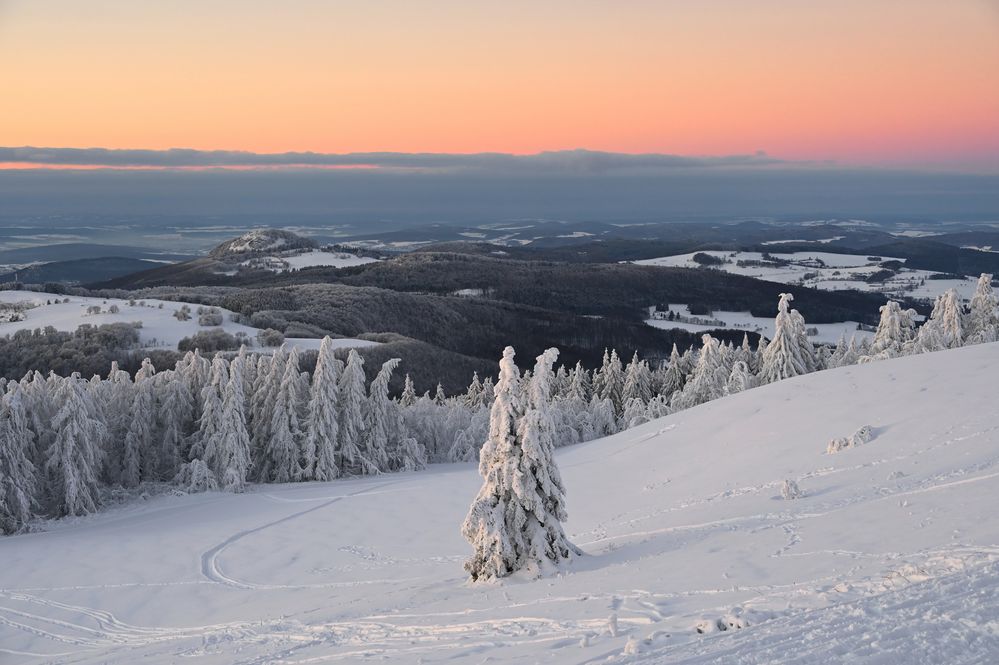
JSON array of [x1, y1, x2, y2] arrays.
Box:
[[209, 229, 316, 259], [0, 257, 174, 285]]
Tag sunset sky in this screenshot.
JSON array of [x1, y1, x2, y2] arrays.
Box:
[[2, 0, 998, 172]]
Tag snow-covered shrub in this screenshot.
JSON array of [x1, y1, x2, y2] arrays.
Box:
[[256, 328, 285, 347], [197, 308, 224, 326], [827, 424, 874, 454], [781, 479, 802, 500], [175, 459, 218, 493]]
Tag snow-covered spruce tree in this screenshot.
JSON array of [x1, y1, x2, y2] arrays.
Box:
[[566, 361, 591, 402], [368, 359, 426, 472], [553, 364, 571, 399], [258, 348, 307, 483], [188, 356, 225, 465], [101, 361, 134, 485], [725, 360, 757, 395], [670, 335, 729, 411], [622, 352, 653, 405], [867, 301, 917, 359], [481, 376, 495, 406], [916, 288, 964, 352], [597, 350, 625, 414], [589, 396, 618, 437], [658, 343, 687, 401], [464, 372, 485, 408], [156, 369, 194, 480], [462, 346, 580, 581], [965, 273, 998, 344], [45, 374, 106, 517], [1, 383, 38, 534], [338, 349, 378, 475], [399, 373, 417, 407], [251, 346, 287, 471], [758, 293, 815, 384], [433, 383, 447, 406], [20, 370, 54, 464], [200, 355, 252, 491], [122, 358, 157, 487], [304, 336, 343, 481]]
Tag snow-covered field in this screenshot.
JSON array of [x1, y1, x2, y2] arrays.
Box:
[[633, 251, 980, 300], [0, 291, 378, 353], [246, 250, 379, 272], [646, 305, 873, 344], [3, 344, 999, 663]]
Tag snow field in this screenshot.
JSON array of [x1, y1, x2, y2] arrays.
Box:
[[2, 343, 999, 663], [633, 251, 981, 301], [0, 290, 378, 353]]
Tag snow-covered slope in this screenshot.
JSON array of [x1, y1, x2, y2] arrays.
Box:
[[3, 345, 999, 663]]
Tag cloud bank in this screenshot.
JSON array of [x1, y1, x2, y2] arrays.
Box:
[[0, 147, 788, 173], [1, 147, 996, 222]]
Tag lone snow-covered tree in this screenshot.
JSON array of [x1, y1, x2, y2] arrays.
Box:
[[462, 346, 580, 582], [758, 293, 815, 384]]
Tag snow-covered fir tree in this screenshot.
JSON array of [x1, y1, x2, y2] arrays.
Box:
[[868, 301, 917, 359], [758, 293, 815, 384], [305, 336, 343, 481], [259, 348, 307, 483], [368, 359, 426, 472], [916, 289, 964, 352], [0, 382, 38, 534], [462, 346, 580, 581], [122, 358, 156, 487], [338, 349, 378, 475], [622, 352, 653, 405], [399, 373, 417, 407], [965, 274, 998, 344], [671, 335, 729, 411], [45, 374, 106, 517]]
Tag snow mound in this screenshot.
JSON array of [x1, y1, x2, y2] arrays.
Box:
[[2, 344, 999, 663]]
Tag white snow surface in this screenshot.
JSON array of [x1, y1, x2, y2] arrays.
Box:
[[0, 291, 378, 354], [3, 344, 999, 663], [632, 251, 981, 300], [244, 250, 379, 272]]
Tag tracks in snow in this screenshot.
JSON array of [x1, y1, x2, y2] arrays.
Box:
[[200, 479, 407, 589]]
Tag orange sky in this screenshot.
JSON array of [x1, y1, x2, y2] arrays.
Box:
[[1, 0, 997, 170]]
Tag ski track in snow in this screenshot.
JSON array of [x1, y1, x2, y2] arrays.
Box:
[[3, 345, 999, 663]]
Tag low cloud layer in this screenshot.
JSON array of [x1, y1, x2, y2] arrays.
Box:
[[0, 146, 787, 173]]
